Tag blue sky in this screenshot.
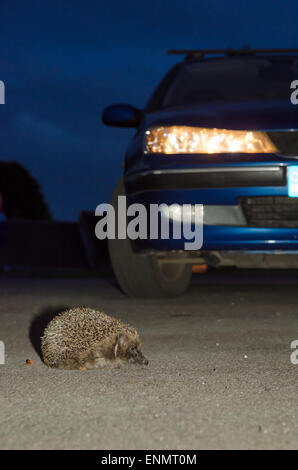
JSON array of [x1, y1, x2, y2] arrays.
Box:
[[0, 0, 298, 219]]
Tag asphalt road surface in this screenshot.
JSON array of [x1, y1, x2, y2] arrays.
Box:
[[0, 270, 297, 450]]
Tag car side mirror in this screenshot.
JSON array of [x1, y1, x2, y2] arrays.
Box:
[[102, 104, 142, 128]]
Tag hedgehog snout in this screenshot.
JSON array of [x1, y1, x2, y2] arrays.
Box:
[[129, 344, 148, 365]]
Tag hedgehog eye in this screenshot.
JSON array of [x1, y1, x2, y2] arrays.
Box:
[[130, 345, 135, 352]]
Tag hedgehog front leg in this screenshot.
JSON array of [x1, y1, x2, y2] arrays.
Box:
[[53, 351, 92, 370], [54, 358, 85, 370], [75, 351, 108, 370]]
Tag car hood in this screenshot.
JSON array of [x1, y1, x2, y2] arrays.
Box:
[[146, 100, 298, 131]]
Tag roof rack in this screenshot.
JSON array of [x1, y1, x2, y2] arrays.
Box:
[[167, 48, 298, 60]]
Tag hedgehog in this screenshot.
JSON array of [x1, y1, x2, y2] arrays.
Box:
[[41, 307, 148, 370]]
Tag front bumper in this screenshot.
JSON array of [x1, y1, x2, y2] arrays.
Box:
[[125, 163, 298, 252], [125, 165, 286, 194]]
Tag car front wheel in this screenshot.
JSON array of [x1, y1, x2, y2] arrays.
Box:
[[107, 178, 192, 298]]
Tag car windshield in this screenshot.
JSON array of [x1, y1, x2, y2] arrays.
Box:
[[162, 57, 298, 108]]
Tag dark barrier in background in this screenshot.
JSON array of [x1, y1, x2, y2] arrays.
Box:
[[0, 212, 110, 272]]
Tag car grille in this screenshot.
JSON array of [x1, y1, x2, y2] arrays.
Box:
[[240, 196, 298, 228], [268, 131, 298, 157]]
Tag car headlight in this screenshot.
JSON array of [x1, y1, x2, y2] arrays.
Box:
[[145, 126, 278, 154]]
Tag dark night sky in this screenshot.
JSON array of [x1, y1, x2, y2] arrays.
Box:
[[0, 0, 298, 220]]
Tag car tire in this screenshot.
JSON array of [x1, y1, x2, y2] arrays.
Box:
[[108, 178, 192, 298]]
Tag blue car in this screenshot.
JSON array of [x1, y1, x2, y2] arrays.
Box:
[[103, 48, 298, 298]]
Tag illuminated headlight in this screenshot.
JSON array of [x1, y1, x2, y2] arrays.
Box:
[[145, 126, 278, 154]]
